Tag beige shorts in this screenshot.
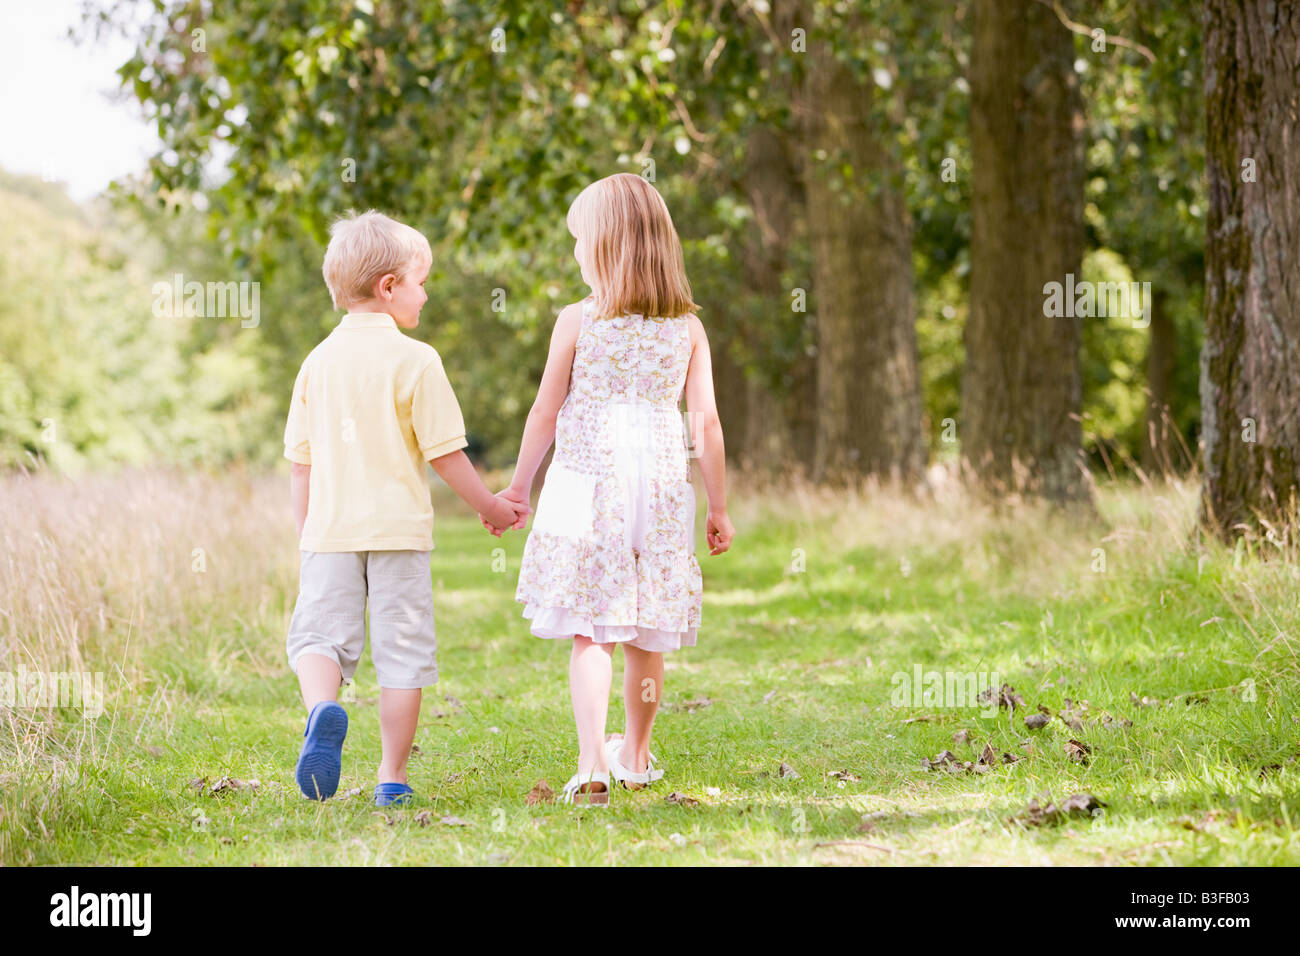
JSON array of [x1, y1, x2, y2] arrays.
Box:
[[286, 550, 437, 689]]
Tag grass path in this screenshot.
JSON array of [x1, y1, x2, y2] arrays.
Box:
[[2, 473, 1298, 865]]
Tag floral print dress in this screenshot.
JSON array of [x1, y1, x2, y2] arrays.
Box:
[[515, 298, 704, 652]]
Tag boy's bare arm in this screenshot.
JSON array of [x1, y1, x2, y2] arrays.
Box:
[[429, 449, 527, 529], [290, 462, 310, 540]]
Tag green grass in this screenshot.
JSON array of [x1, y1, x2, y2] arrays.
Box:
[[2, 472, 1298, 865]]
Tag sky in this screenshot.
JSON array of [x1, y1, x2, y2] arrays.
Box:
[[1, 0, 160, 200]]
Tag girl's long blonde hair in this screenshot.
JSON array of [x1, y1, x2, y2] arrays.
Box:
[[566, 173, 699, 319]]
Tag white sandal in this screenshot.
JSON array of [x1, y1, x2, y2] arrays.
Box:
[[604, 735, 665, 789], [560, 768, 610, 805]]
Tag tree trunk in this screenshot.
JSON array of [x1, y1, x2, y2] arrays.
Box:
[[740, 124, 814, 475], [964, 0, 1088, 502], [1142, 289, 1175, 476], [800, 26, 925, 484], [710, 334, 749, 467], [1200, 0, 1300, 536]]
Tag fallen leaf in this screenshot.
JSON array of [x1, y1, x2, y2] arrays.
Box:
[[1065, 739, 1092, 764], [208, 776, 243, 795], [826, 770, 860, 782], [953, 729, 972, 747], [1059, 792, 1106, 815], [1009, 792, 1106, 827], [665, 792, 699, 806], [440, 815, 472, 827], [526, 780, 554, 805], [669, 696, 714, 714], [414, 810, 434, 827], [978, 683, 1025, 711], [778, 761, 801, 779], [1025, 713, 1050, 729]]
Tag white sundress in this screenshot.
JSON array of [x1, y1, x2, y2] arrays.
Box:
[[514, 298, 704, 652]]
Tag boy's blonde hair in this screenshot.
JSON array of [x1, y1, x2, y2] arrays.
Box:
[[566, 173, 698, 319], [322, 209, 432, 309]]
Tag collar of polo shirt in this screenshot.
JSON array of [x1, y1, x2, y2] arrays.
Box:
[[339, 312, 398, 329]]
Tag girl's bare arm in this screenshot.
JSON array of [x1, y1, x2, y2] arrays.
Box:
[[507, 303, 583, 498], [684, 315, 733, 554]]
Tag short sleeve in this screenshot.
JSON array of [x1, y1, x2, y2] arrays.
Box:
[[283, 361, 312, 465], [412, 354, 469, 460]]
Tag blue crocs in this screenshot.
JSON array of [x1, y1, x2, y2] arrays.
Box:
[[374, 782, 415, 807], [295, 701, 348, 800]]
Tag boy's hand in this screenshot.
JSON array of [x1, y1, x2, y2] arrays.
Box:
[[478, 491, 530, 537], [497, 487, 531, 528]]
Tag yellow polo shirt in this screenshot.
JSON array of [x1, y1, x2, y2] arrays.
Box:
[[283, 312, 469, 552]]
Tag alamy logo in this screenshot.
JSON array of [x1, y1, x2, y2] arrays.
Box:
[[151, 272, 261, 328], [1042, 273, 1151, 328], [49, 886, 151, 936], [890, 665, 1003, 718]]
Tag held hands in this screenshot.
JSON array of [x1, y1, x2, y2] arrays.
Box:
[[479, 487, 531, 537], [706, 509, 735, 556]]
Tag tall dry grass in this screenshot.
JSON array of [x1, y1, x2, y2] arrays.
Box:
[[1, 466, 298, 672]]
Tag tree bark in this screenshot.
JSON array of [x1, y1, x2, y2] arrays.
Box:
[[710, 332, 749, 467], [964, 0, 1088, 502], [1200, 0, 1300, 536], [800, 28, 925, 484], [740, 124, 815, 474], [1142, 289, 1175, 476]]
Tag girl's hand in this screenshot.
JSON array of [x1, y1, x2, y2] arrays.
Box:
[[496, 487, 531, 530], [705, 509, 734, 555], [479, 490, 530, 536]]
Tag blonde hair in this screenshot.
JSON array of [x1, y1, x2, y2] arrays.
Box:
[[566, 173, 698, 319], [321, 209, 432, 309]]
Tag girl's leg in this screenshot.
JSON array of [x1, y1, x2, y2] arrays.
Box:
[[377, 687, 421, 784], [571, 635, 615, 775], [620, 645, 663, 774]]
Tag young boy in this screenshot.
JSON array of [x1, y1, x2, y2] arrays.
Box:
[[283, 209, 528, 806]]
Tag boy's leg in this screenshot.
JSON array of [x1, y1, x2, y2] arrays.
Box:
[[286, 551, 367, 707], [298, 653, 342, 710], [367, 550, 439, 788], [620, 644, 663, 774], [377, 688, 421, 784], [571, 635, 614, 775], [285, 551, 366, 799]]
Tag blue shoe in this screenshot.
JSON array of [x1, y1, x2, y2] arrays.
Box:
[[295, 701, 348, 800], [374, 782, 415, 807]]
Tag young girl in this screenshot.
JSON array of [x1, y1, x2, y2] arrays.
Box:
[[492, 172, 734, 804]]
